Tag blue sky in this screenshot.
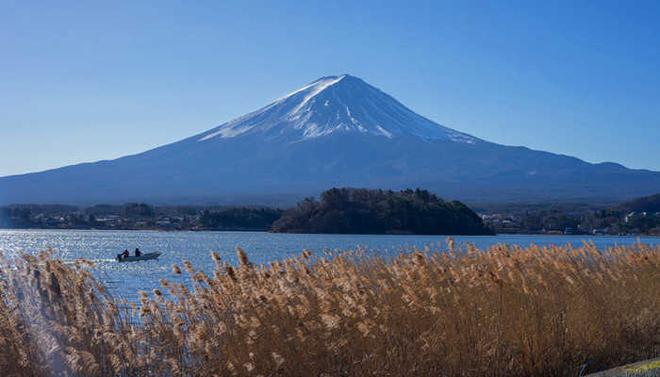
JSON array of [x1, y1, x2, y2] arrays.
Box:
[[1, 0, 659, 176]]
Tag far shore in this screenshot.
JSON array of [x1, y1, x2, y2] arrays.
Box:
[[1, 227, 658, 238]]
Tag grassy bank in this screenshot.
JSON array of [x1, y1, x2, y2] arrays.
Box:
[[1, 242, 658, 376]]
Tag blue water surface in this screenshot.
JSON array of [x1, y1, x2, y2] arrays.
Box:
[[1, 230, 657, 300]]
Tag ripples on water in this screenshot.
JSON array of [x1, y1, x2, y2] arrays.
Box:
[[1, 229, 657, 301]]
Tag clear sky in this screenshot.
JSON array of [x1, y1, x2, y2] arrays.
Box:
[[1, 0, 659, 176]]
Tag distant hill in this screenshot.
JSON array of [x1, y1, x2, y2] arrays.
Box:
[[271, 188, 492, 235], [477, 192, 660, 235], [1, 74, 659, 205], [617, 193, 660, 213]]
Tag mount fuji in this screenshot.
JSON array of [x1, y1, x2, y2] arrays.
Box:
[[1, 74, 659, 205]]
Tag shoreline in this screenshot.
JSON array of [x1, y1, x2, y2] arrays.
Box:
[[1, 227, 658, 238]]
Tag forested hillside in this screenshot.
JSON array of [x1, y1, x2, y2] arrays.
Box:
[[272, 188, 492, 235]]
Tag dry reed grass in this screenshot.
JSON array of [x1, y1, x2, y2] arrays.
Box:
[[0, 242, 658, 376]]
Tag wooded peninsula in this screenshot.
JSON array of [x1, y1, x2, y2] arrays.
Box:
[[272, 188, 491, 235]]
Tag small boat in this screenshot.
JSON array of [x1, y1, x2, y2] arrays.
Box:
[[117, 252, 162, 262]]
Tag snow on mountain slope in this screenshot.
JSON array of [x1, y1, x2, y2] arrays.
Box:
[[197, 74, 478, 143]]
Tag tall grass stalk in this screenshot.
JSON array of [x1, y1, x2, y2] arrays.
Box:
[[1, 243, 658, 376]]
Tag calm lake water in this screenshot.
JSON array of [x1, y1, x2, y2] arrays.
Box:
[[1, 229, 657, 300]]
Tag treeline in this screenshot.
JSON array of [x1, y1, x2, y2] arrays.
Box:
[[0, 189, 491, 235], [479, 193, 660, 235], [3, 192, 659, 235], [200, 208, 283, 230], [272, 188, 492, 235], [0, 203, 282, 231]]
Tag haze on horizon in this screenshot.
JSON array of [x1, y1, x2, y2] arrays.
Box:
[[1, 0, 659, 177]]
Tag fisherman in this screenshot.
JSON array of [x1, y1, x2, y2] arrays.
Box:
[[135, 248, 142, 257], [122, 249, 130, 258]]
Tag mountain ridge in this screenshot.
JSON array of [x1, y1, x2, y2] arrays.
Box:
[[1, 74, 659, 205]]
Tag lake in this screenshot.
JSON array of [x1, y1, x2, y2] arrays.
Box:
[[1, 229, 657, 300]]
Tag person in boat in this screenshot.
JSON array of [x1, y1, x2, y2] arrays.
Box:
[[135, 248, 142, 257], [122, 249, 129, 259]]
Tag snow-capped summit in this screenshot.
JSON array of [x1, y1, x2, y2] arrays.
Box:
[[198, 74, 478, 143]]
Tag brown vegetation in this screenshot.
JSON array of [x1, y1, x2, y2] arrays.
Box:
[[1, 242, 658, 376]]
